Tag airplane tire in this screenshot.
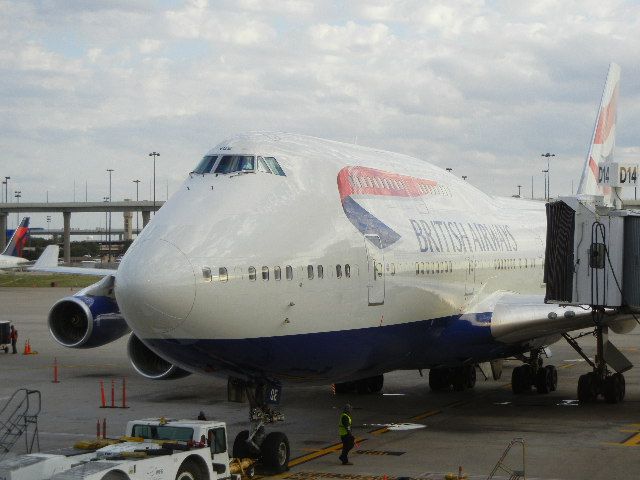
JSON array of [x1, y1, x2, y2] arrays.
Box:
[[465, 365, 477, 389], [451, 367, 466, 391], [260, 432, 290, 473], [367, 375, 384, 393], [577, 373, 598, 403], [546, 365, 558, 391], [233, 430, 259, 459], [428, 369, 450, 392], [535, 367, 551, 394], [604, 373, 625, 404]]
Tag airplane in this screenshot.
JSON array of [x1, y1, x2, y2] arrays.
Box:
[[38, 64, 635, 467], [0, 217, 30, 269]]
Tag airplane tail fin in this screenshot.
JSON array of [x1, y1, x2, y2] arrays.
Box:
[[2, 217, 30, 257], [32, 245, 60, 269], [577, 63, 620, 202]]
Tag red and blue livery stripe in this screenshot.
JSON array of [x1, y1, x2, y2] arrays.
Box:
[[337, 166, 437, 248]]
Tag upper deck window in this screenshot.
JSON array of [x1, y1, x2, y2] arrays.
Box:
[[193, 155, 218, 174], [215, 155, 255, 174]]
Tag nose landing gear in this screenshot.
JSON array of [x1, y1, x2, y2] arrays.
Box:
[[228, 378, 290, 473]]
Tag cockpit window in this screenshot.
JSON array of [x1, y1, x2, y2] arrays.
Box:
[[257, 157, 271, 173], [214, 155, 255, 174], [193, 155, 218, 174], [264, 157, 286, 176]]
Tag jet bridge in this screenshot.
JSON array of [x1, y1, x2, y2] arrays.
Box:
[[543, 161, 640, 403]]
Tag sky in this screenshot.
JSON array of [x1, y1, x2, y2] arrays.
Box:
[[1, 0, 640, 233]]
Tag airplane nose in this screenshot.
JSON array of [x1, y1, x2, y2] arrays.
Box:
[[115, 238, 196, 335]]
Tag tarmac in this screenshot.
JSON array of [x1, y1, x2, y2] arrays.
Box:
[[2, 287, 640, 479]]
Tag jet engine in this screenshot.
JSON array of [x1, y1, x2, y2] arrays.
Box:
[[48, 294, 130, 348], [127, 334, 191, 380]]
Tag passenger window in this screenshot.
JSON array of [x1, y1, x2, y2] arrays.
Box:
[[219, 267, 228, 282], [248, 266, 256, 281], [345, 264, 351, 278], [202, 267, 212, 282], [286, 265, 293, 280], [336, 265, 342, 278], [415, 263, 420, 275], [274, 266, 281, 281], [420, 262, 425, 275], [307, 265, 314, 280], [317, 265, 324, 279], [262, 266, 269, 281], [264, 157, 286, 176], [391, 263, 395, 275]]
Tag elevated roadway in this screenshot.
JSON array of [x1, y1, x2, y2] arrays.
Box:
[[0, 201, 164, 262]]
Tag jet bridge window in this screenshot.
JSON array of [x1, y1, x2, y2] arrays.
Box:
[[214, 155, 255, 174]]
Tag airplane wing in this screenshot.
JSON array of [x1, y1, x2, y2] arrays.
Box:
[[482, 292, 636, 345], [29, 245, 117, 276]]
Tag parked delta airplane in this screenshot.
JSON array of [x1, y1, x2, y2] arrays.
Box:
[[0, 217, 30, 269], [37, 63, 634, 465]]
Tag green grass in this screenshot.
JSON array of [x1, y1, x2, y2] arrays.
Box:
[[0, 272, 103, 288]]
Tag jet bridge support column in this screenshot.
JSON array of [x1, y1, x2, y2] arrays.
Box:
[[0, 213, 7, 251], [141, 210, 151, 228], [63, 211, 71, 264]]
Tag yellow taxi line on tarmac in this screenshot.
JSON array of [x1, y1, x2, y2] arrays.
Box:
[[286, 437, 367, 468], [621, 432, 640, 446]]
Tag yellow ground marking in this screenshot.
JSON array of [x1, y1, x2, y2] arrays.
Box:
[[621, 433, 640, 446], [287, 436, 366, 468]]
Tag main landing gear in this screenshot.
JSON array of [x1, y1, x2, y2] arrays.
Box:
[[334, 374, 384, 394], [429, 365, 477, 392], [228, 378, 290, 473], [511, 350, 558, 395], [563, 325, 630, 404]]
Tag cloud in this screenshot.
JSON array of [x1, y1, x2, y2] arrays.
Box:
[[1, 0, 640, 232]]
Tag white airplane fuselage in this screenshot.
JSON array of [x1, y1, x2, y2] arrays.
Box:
[[116, 133, 547, 384], [0, 254, 28, 269]]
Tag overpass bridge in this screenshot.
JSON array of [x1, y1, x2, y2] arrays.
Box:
[[0, 201, 164, 263]]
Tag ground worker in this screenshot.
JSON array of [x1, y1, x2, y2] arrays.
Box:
[[338, 403, 354, 465], [9, 325, 17, 354]]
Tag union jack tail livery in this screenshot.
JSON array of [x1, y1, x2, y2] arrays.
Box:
[[2, 217, 30, 257], [577, 62, 620, 203]]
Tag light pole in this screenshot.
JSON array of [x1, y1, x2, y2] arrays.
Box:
[[541, 153, 555, 200], [149, 152, 160, 214], [462, 175, 467, 181], [445, 167, 453, 173], [103, 196, 109, 246], [106, 169, 114, 262], [3, 176, 9, 203], [133, 179, 141, 234], [46, 215, 51, 234], [14, 190, 21, 226], [517, 185, 522, 197], [542, 169, 549, 201]]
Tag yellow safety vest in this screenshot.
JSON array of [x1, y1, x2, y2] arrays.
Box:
[[338, 412, 352, 436]]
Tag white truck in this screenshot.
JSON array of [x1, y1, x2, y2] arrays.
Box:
[[0, 417, 290, 480]]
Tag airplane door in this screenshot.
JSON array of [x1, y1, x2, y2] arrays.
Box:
[[364, 234, 385, 305], [465, 257, 476, 297]]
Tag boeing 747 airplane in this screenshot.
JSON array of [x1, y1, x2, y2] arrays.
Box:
[[38, 64, 634, 470], [0, 217, 30, 269]]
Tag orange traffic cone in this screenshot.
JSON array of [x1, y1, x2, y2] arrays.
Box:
[[22, 340, 29, 355], [26, 339, 32, 354]]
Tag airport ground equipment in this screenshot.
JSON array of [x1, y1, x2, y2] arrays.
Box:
[[544, 174, 640, 402], [0, 389, 40, 459], [486, 437, 526, 480], [0, 416, 286, 480]]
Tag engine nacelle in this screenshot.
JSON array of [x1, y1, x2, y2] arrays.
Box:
[[127, 334, 192, 380], [48, 295, 130, 348]]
